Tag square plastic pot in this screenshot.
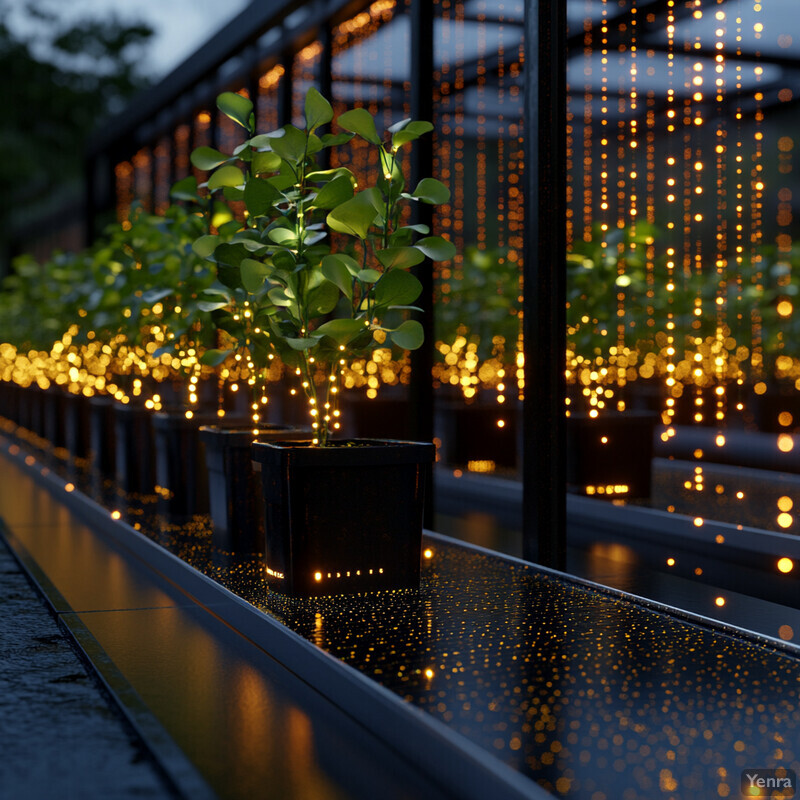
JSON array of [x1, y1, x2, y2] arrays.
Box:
[[251, 439, 435, 596]]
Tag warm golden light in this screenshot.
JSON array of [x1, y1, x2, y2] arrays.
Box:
[[778, 496, 793, 512], [778, 434, 794, 453], [423, 549, 433, 559], [314, 571, 322, 582], [777, 557, 794, 573], [111, 510, 121, 520], [715, 596, 726, 607]]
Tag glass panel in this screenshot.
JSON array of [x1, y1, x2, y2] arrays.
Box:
[[257, 63, 284, 130], [153, 138, 171, 214], [292, 41, 323, 128], [114, 160, 134, 222], [132, 147, 152, 211], [566, 0, 800, 629], [432, 0, 525, 547], [330, 0, 413, 438], [173, 123, 192, 183]]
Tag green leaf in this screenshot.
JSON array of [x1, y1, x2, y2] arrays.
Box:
[[267, 286, 294, 307], [389, 319, 424, 350], [412, 178, 450, 205], [357, 268, 382, 283], [192, 234, 219, 259], [286, 336, 321, 350], [200, 348, 233, 366], [190, 146, 231, 171], [270, 125, 307, 163], [241, 258, 271, 293], [414, 236, 456, 262], [267, 228, 296, 245], [392, 120, 434, 149], [213, 242, 248, 268], [312, 175, 355, 209], [249, 130, 286, 147], [307, 280, 340, 316], [388, 117, 412, 134], [399, 223, 430, 235], [315, 318, 367, 344], [207, 165, 244, 192], [375, 247, 425, 270], [321, 132, 355, 147], [217, 92, 253, 131], [244, 177, 281, 217], [304, 87, 333, 131], [222, 186, 244, 202], [337, 107, 381, 145], [197, 299, 228, 312], [169, 176, 198, 202], [321, 255, 354, 299], [252, 150, 282, 174], [326, 191, 379, 239], [374, 269, 423, 306]]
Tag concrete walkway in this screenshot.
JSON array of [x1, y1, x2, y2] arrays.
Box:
[[0, 537, 174, 800]]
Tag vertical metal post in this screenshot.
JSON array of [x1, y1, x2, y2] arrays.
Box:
[[317, 24, 333, 170], [409, 0, 435, 526], [522, 0, 567, 568], [279, 50, 294, 127]]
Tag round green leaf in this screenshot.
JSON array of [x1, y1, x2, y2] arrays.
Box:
[[374, 269, 423, 306], [312, 174, 355, 209], [389, 319, 424, 350], [241, 258, 271, 293], [307, 280, 340, 316], [217, 92, 254, 130], [376, 247, 425, 270], [305, 87, 333, 131], [192, 234, 219, 259], [414, 236, 456, 262], [337, 108, 381, 145], [321, 255, 354, 299], [270, 125, 307, 163], [207, 165, 244, 192], [190, 146, 231, 171], [412, 178, 450, 205], [197, 299, 228, 312], [252, 150, 282, 174], [244, 177, 281, 217], [169, 176, 198, 201], [314, 318, 368, 344], [326, 192, 379, 239]]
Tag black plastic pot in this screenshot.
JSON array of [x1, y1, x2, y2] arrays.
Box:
[[251, 439, 435, 596], [199, 424, 299, 553], [114, 402, 155, 496], [566, 410, 658, 500], [435, 400, 520, 471], [152, 410, 221, 519], [63, 391, 90, 462], [43, 387, 68, 450], [88, 396, 117, 485]]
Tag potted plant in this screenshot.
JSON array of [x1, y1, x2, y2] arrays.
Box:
[[192, 88, 454, 594]]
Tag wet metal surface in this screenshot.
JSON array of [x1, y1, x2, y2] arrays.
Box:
[[3, 428, 800, 799], [0, 441, 455, 800]]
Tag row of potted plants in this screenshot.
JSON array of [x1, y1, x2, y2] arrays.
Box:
[[0, 88, 456, 596]]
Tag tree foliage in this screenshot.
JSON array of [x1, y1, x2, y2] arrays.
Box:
[[0, 1, 153, 262]]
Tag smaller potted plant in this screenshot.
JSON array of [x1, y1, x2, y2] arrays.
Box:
[[192, 88, 454, 594]]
